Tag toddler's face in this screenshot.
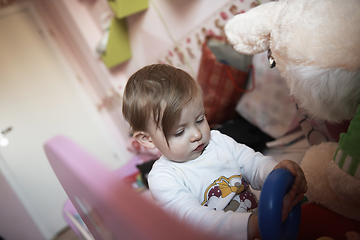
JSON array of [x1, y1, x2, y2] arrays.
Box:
[[147, 98, 211, 162]]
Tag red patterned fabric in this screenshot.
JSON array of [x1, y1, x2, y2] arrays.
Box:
[[197, 36, 251, 127]]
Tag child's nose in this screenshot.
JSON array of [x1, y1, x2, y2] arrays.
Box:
[[190, 128, 202, 142]]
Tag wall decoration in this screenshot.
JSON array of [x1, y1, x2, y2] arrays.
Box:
[[100, 17, 131, 68], [100, 0, 149, 68], [108, 0, 148, 19], [152, 0, 260, 78]]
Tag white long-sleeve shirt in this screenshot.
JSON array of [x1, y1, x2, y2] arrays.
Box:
[[148, 130, 277, 240]]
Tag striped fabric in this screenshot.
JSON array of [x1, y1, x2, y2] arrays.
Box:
[[334, 148, 360, 179]]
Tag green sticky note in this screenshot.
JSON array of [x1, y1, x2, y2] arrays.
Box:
[[101, 17, 131, 69], [109, 0, 148, 19]]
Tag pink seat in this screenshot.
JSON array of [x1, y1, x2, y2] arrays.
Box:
[[44, 135, 212, 240], [62, 198, 84, 238]]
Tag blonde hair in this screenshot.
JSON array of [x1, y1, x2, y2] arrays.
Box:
[[122, 64, 203, 144]]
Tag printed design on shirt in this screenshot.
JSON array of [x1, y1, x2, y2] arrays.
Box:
[[201, 175, 258, 213]]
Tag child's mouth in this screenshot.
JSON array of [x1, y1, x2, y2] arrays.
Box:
[[194, 143, 206, 152]]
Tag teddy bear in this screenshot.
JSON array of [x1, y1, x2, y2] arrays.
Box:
[[224, 0, 360, 239]]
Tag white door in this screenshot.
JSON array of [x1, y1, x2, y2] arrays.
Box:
[[0, 3, 125, 239]]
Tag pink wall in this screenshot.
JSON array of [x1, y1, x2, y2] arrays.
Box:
[[31, 0, 248, 164], [33, 0, 134, 161]]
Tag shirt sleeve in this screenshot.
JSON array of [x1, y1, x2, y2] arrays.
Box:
[[148, 160, 252, 240], [212, 130, 278, 190]]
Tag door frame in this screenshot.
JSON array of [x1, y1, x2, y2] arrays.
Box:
[[0, 2, 121, 239], [0, 3, 76, 239]]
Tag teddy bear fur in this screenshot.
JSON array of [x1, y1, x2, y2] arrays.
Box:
[[300, 142, 360, 221], [225, 0, 360, 123], [224, 0, 360, 232]]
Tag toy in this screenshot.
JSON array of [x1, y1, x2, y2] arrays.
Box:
[[258, 169, 301, 240], [224, 0, 360, 238]]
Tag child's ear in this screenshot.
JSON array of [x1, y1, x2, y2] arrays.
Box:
[[133, 131, 156, 149]]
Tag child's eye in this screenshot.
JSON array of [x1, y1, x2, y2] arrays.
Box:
[[196, 116, 205, 124], [174, 129, 184, 137]]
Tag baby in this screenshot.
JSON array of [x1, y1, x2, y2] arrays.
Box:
[[122, 64, 307, 240]]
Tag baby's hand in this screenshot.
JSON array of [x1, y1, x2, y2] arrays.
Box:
[[273, 160, 307, 222]]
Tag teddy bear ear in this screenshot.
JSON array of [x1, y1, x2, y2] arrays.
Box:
[[225, 1, 286, 55]]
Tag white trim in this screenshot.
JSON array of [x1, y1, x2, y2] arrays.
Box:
[[26, 2, 126, 164], [334, 149, 343, 164], [342, 155, 353, 173], [64, 211, 94, 240]]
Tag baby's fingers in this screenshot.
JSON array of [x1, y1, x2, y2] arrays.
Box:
[[299, 177, 308, 193], [282, 190, 296, 222], [294, 174, 307, 194], [292, 168, 307, 193], [291, 193, 304, 209]]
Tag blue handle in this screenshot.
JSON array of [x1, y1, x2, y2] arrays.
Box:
[[258, 168, 301, 240]]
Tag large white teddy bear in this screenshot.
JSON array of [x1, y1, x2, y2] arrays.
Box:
[[225, 0, 360, 238]]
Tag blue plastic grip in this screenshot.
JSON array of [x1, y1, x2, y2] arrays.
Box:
[[258, 168, 301, 240]]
